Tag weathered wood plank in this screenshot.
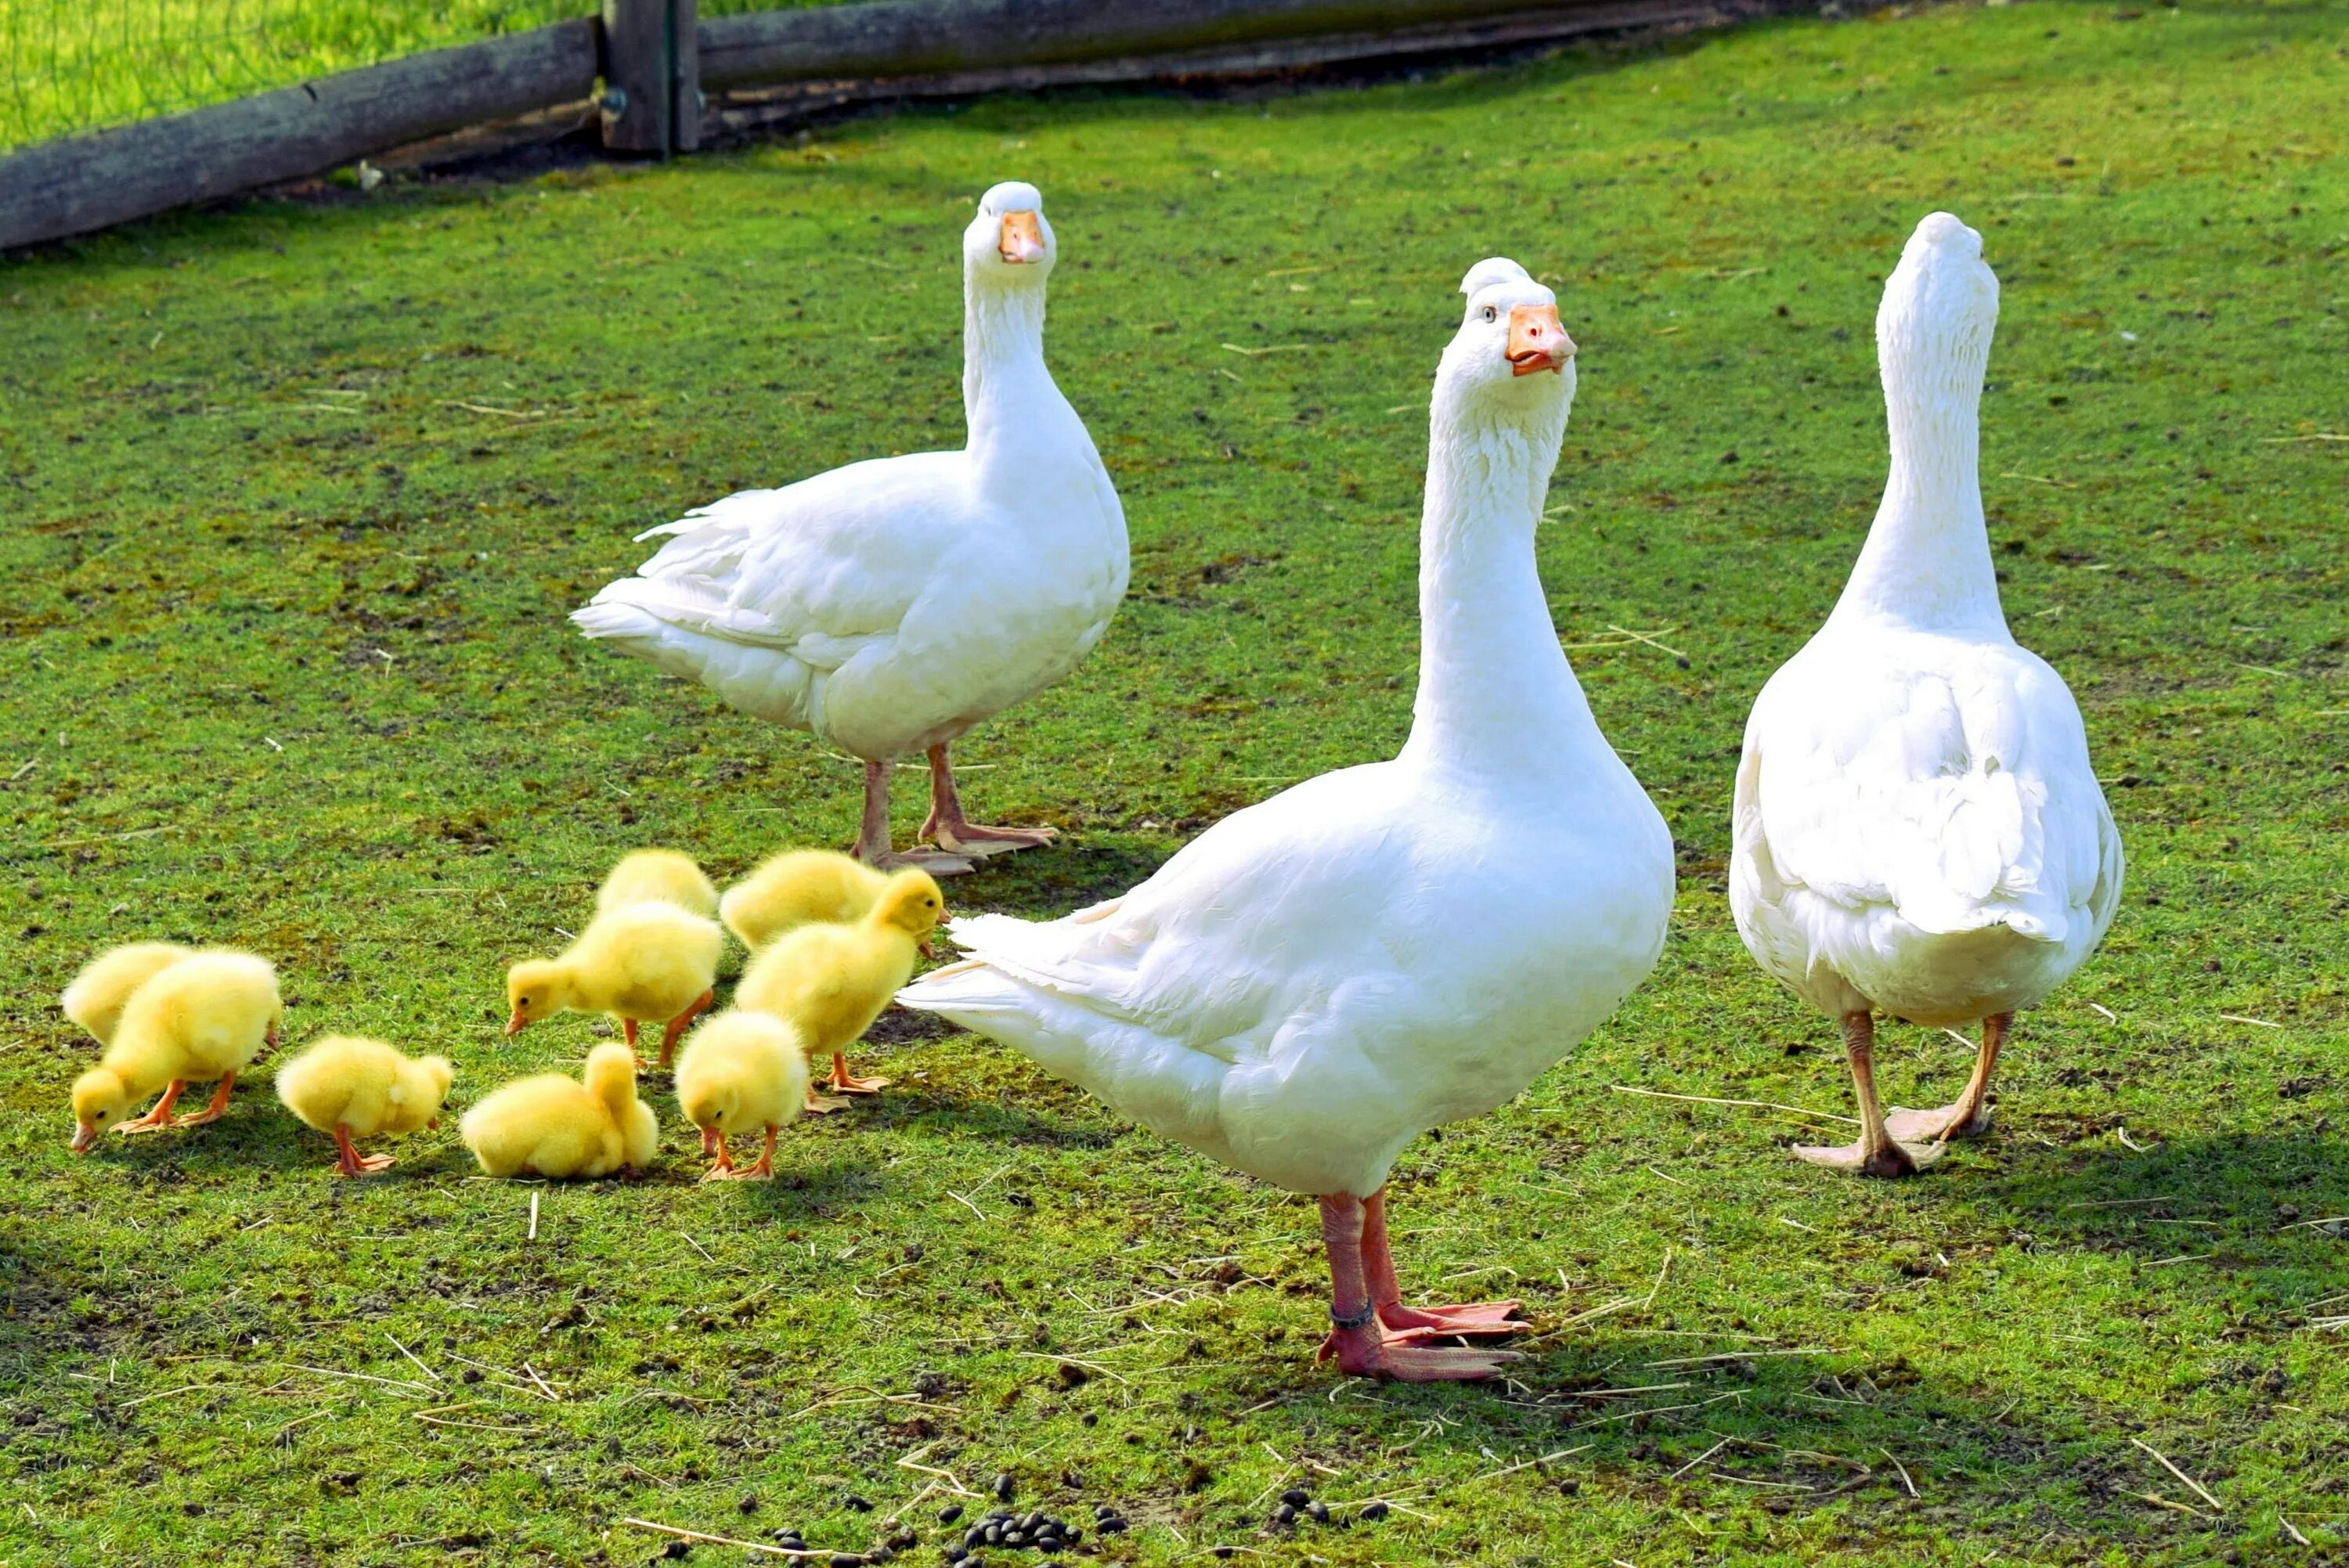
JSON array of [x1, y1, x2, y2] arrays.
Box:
[[0, 20, 598, 250], [702, 0, 1759, 141], [699, 0, 1588, 88]]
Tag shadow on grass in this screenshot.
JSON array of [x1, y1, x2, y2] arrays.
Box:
[[940, 839, 1173, 918], [1962, 1130, 2348, 1271], [1203, 1326, 2225, 1556], [851, 1084, 1120, 1151]]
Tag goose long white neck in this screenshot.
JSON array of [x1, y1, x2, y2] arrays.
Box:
[[1831, 308, 2010, 638], [1402, 405, 1597, 777], [963, 281, 1072, 488]]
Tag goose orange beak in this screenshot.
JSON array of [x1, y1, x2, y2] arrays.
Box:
[[998, 210, 1045, 265], [1507, 303, 1574, 376]]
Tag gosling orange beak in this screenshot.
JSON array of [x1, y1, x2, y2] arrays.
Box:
[[426, 1117, 440, 1131], [1507, 303, 1574, 377], [998, 210, 1044, 265], [701, 1126, 720, 1158], [265, 1022, 280, 1049], [70, 1120, 99, 1155], [503, 1011, 527, 1037]]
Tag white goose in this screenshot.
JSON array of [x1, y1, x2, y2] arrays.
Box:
[[1731, 213, 2123, 1178], [573, 182, 1128, 873], [900, 261, 1673, 1381]]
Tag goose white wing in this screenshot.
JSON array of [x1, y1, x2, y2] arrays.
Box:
[[1739, 638, 2121, 947], [572, 452, 966, 723], [954, 769, 1403, 1045], [901, 766, 1417, 1156]]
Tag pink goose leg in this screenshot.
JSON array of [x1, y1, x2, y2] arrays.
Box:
[[1362, 1188, 1525, 1339], [1314, 1195, 1519, 1382], [918, 744, 1059, 859], [853, 758, 973, 876]]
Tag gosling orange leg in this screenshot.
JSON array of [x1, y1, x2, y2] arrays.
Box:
[[828, 1051, 889, 1097], [172, 1074, 237, 1130], [657, 989, 714, 1069], [113, 1080, 187, 1135], [332, 1125, 396, 1177], [704, 1126, 778, 1182]]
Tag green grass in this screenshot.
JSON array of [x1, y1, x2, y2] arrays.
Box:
[[0, 0, 849, 152], [2, 2, 2345, 1563]]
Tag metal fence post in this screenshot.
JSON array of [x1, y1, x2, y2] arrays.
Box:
[[602, 0, 698, 156]]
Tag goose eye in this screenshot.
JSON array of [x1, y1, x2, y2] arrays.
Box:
[[1482, 306, 1497, 323]]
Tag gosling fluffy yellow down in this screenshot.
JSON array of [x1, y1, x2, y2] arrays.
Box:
[[673, 1011, 810, 1181], [61, 941, 193, 1046], [69, 949, 281, 1153], [505, 901, 722, 1067], [459, 1043, 659, 1179], [737, 870, 944, 1112], [274, 1035, 454, 1177], [596, 849, 720, 918], [718, 849, 889, 951]]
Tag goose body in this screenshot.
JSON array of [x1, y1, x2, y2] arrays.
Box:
[[903, 261, 1672, 1379], [68, 950, 281, 1152], [503, 900, 722, 1069], [1730, 213, 2122, 1176], [597, 849, 719, 919], [460, 1044, 658, 1181], [574, 182, 1127, 871], [274, 1035, 454, 1177], [61, 942, 193, 1047], [922, 756, 1665, 1199]]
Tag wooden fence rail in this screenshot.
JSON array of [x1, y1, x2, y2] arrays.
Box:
[[699, 0, 1640, 86], [0, 0, 1748, 251], [0, 20, 598, 251]]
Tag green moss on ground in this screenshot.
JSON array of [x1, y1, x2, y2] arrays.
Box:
[[1, 2, 2344, 1563]]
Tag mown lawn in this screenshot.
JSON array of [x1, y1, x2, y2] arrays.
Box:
[[1, 2, 2344, 1563]]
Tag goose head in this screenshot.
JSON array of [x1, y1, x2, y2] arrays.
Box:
[[1877, 212, 1997, 407], [1437, 257, 1578, 428], [70, 1067, 132, 1153], [965, 181, 1055, 283], [503, 959, 568, 1037]]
